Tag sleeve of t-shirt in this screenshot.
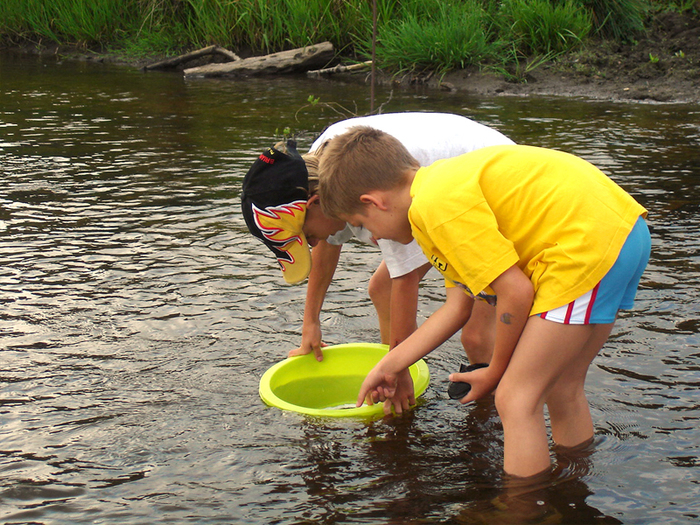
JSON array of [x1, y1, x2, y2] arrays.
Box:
[[377, 239, 429, 278], [410, 187, 519, 297], [438, 202, 519, 296], [325, 224, 355, 245], [326, 224, 379, 247]]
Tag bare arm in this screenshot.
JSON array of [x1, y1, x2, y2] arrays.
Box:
[[357, 286, 474, 406], [454, 264, 534, 402], [378, 263, 432, 414], [288, 240, 342, 361]]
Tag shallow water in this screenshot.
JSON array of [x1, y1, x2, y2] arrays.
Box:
[[1, 51, 699, 524]]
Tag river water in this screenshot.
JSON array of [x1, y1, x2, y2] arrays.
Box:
[[1, 51, 699, 524]]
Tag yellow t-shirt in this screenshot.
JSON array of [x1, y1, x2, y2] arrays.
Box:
[[409, 145, 647, 315]]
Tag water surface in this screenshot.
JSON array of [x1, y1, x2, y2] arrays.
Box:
[[1, 51, 699, 524]]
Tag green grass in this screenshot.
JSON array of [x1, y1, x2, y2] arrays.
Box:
[[497, 0, 591, 56], [0, 0, 668, 74], [374, 0, 497, 74], [0, 0, 145, 47], [583, 0, 649, 41]]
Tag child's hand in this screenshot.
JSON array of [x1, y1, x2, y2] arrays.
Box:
[[356, 364, 398, 408], [448, 365, 500, 403], [288, 324, 326, 361], [381, 368, 415, 416]]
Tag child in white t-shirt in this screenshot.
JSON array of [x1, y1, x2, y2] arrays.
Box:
[[241, 112, 513, 414]]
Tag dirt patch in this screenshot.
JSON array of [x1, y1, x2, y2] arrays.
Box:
[[373, 11, 700, 104]]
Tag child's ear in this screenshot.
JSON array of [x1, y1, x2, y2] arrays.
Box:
[[307, 194, 321, 206], [359, 193, 388, 210]]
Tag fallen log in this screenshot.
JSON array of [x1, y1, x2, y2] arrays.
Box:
[[144, 45, 240, 71], [183, 42, 334, 79], [307, 60, 372, 77]]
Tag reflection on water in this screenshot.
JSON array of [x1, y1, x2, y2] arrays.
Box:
[[1, 50, 699, 524]]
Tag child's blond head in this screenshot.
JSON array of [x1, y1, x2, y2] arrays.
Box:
[[318, 126, 419, 218]]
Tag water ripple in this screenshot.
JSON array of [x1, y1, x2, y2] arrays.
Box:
[[1, 52, 699, 524]]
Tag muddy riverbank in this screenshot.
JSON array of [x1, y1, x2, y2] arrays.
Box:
[[6, 11, 699, 104], [370, 10, 700, 104]]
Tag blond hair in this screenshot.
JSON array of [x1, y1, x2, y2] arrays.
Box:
[[318, 126, 419, 218], [302, 152, 320, 196]]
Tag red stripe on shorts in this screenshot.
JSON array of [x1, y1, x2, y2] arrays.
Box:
[[564, 301, 575, 324], [584, 283, 600, 324]]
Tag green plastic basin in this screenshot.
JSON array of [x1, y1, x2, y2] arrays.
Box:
[[259, 343, 430, 418]]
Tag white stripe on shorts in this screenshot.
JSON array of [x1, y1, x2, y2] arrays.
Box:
[[539, 283, 600, 325]]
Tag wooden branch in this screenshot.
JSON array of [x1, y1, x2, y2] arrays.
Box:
[[183, 42, 334, 79], [307, 61, 372, 77], [144, 45, 240, 71]]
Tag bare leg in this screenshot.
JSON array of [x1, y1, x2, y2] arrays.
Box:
[[495, 316, 611, 477], [368, 260, 391, 345], [460, 299, 496, 364], [546, 323, 614, 447]]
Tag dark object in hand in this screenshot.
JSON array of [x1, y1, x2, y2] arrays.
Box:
[[447, 363, 488, 400]]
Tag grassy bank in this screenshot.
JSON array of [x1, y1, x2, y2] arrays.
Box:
[[0, 0, 697, 75]]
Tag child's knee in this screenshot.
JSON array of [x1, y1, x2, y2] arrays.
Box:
[[461, 327, 490, 353], [460, 326, 494, 364], [495, 382, 541, 422], [460, 327, 480, 349], [368, 271, 390, 304], [494, 384, 518, 420], [546, 383, 588, 416]]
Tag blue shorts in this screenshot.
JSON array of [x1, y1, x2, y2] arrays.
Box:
[[539, 216, 651, 325]]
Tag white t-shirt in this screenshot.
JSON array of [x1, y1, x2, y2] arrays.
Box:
[[311, 112, 514, 278]]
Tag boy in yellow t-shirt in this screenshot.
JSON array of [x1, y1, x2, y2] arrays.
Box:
[[318, 126, 650, 479]]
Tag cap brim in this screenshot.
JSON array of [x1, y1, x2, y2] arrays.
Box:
[[278, 233, 312, 284]]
